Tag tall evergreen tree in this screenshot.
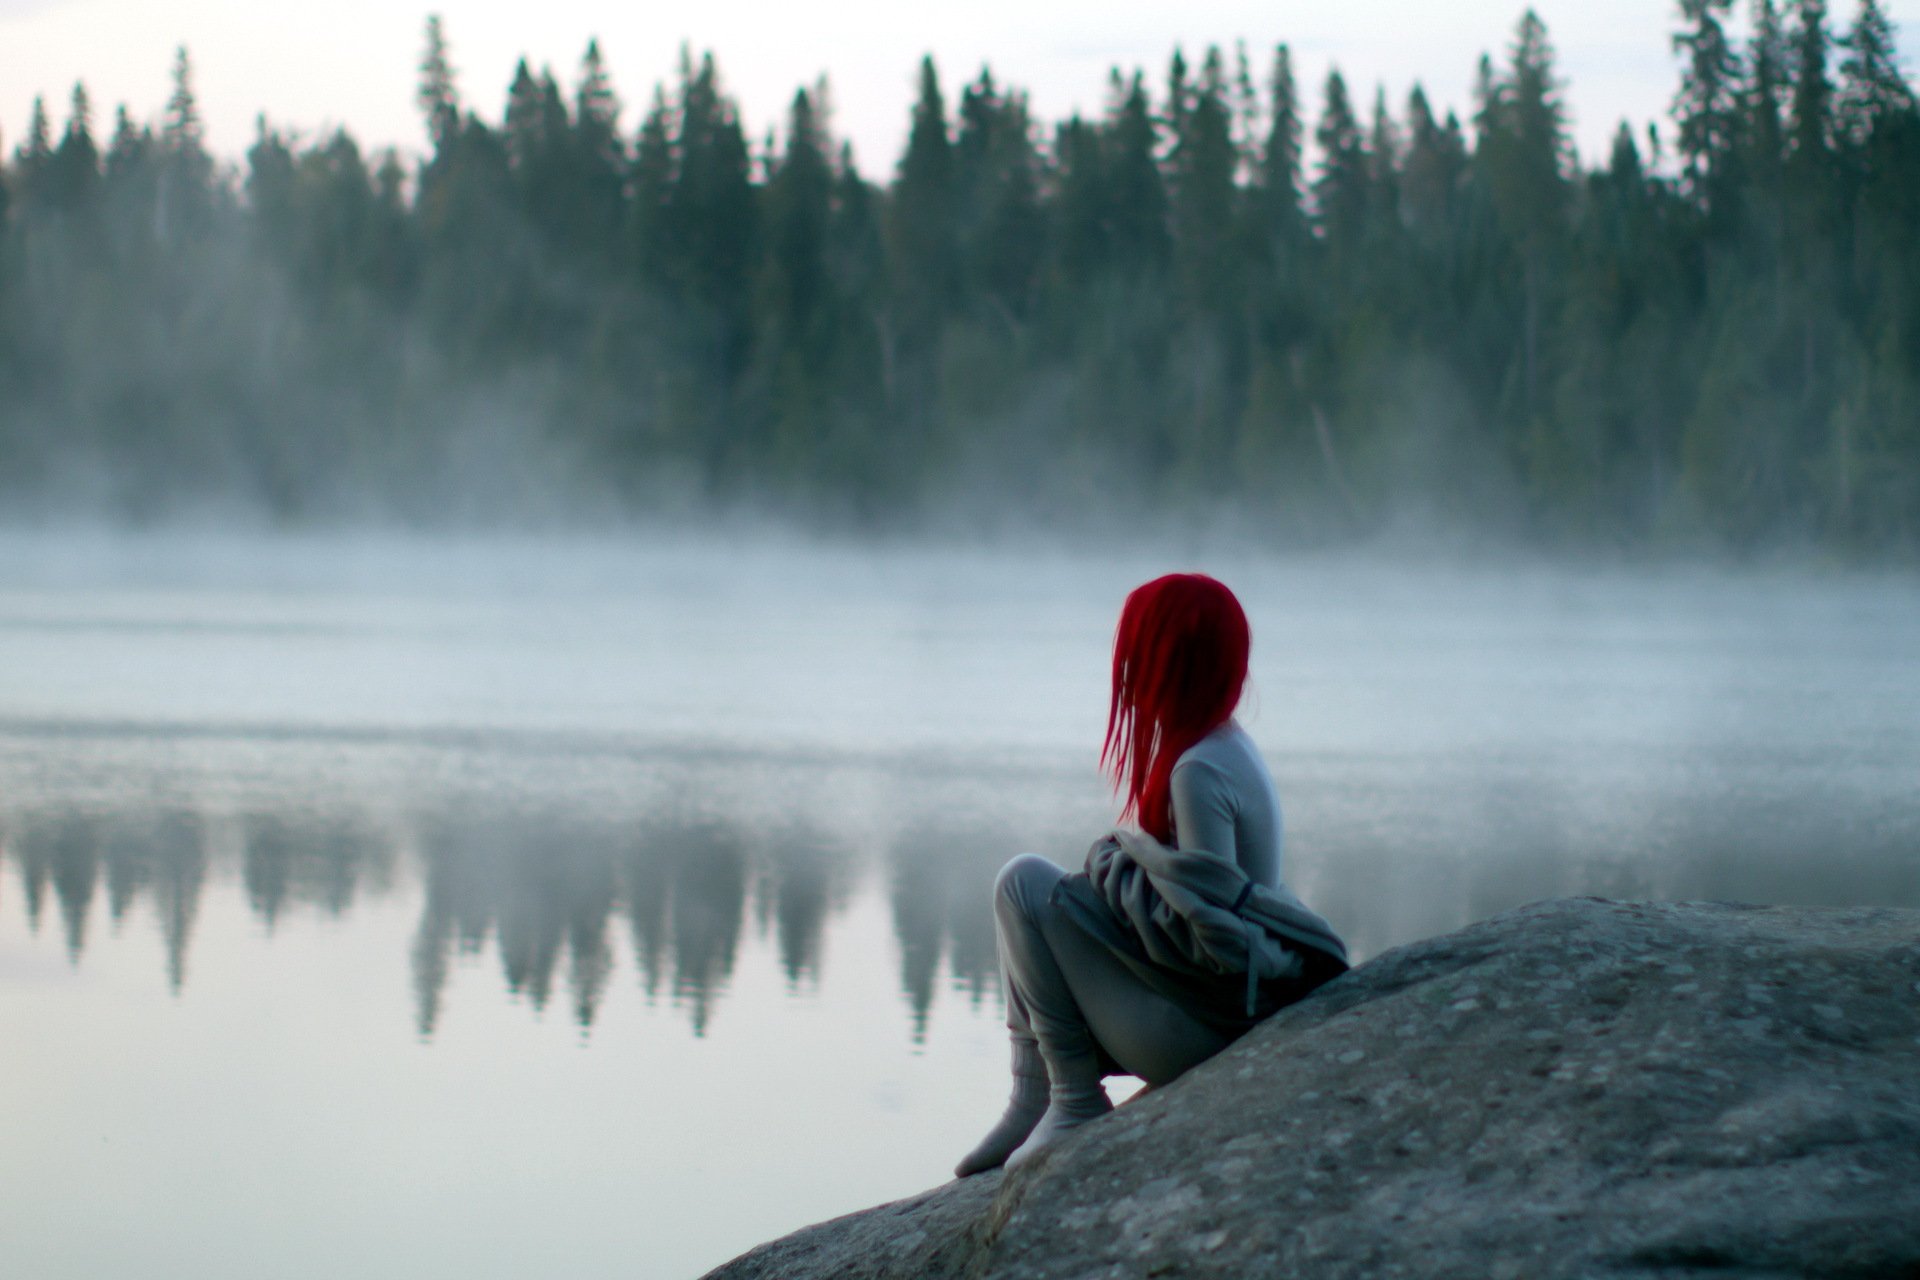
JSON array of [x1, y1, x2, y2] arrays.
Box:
[[1745, 0, 1792, 189], [1256, 46, 1306, 244], [1169, 48, 1242, 316], [1048, 111, 1108, 285], [1401, 84, 1468, 238], [666, 49, 756, 343], [762, 85, 834, 346], [630, 86, 674, 291], [951, 68, 1043, 322], [14, 97, 53, 210], [1673, 0, 1744, 201], [418, 15, 462, 155], [1787, 0, 1837, 170], [1367, 85, 1404, 228], [161, 47, 204, 156], [158, 46, 214, 232], [1487, 10, 1573, 236], [1837, 0, 1916, 145], [1313, 70, 1368, 245], [756, 84, 838, 477], [48, 84, 101, 215], [573, 39, 626, 262], [890, 56, 958, 330], [1104, 71, 1170, 273], [1476, 11, 1573, 442]]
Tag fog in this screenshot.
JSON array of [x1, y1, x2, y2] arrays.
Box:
[[1, 528, 1915, 1276], [5, 526, 1915, 983]]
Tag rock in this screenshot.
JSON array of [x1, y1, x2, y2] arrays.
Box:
[[702, 898, 1920, 1280]]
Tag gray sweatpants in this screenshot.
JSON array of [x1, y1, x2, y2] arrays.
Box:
[[994, 853, 1230, 1088]]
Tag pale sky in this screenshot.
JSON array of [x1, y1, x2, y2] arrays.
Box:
[[1, 0, 1915, 178]]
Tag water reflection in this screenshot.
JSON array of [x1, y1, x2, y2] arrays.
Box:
[[413, 810, 627, 1034], [245, 809, 387, 927], [4, 740, 1917, 1039], [407, 807, 833, 1036], [0, 781, 1012, 1040], [888, 819, 1007, 1041], [8, 808, 208, 988]]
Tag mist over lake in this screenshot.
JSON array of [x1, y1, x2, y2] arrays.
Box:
[[1, 530, 1915, 1277]]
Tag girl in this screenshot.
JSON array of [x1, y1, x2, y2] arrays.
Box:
[[957, 573, 1348, 1176]]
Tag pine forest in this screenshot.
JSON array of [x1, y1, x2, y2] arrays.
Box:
[[1, 3, 1916, 551]]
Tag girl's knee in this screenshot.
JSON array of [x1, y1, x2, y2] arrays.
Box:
[[993, 853, 1063, 912]]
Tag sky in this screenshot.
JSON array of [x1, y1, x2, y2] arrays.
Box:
[[0, 0, 1915, 178]]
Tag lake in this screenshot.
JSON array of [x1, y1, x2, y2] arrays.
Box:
[[1, 531, 1916, 1277]]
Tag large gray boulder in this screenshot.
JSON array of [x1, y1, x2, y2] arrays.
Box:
[[703, 898, 1920, 1280]]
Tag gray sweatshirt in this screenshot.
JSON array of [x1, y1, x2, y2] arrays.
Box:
[[1169, 719, 1284, 891], [1054, 718, 1348, 1032]]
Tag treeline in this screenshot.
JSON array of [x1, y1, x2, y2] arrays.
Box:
[[0, 4, 1916, 547]]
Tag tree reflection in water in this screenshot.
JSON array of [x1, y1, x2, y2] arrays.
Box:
[[411, 810, 628, 1035], [0, 786, 1007, 1040], [244, 810, 384, 929], [10, 809, 208, 989], [887, 819, 1008, 1043], [7, 747, 1914, 1037]]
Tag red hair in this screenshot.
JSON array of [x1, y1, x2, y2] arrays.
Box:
[[1101, 573, 1251, 842]]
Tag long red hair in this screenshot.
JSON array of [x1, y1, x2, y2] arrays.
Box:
[[1101, 573, 1251, 841]]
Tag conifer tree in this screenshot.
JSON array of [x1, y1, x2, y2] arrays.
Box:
[[1837, 0, 1916, 145], [1475, 11, 1573, 441], [951, 68, 1042, 322], [630, 87, 674, 290], [1313, 70, 1367, 246], [1104, 72, 1170, 273], [15, 97, 53, 209], [573, 39, 626, 263], [763, 84, 834, 345], [890, 56, 957, 328], [1049, 111, 1108, 284], [757, 84, 837, 475], [104, 105, 147, 186], [825, 138, 883, 360], [575, 41, 620, 142], [1787, 0, 1836, 170], [158, 46, 214, 231], [1673, 0, 1743, 200], [1257, 46, 1305, 244], [1745, 0, 1792, 190], [1367, 85, 1404, 228], [1169, 48, 1241, 315], [661, 50, 757, 399], [162, 47, 204, 156], [504, 60, 543, 173], [418, 16, 462, 155], [244, 116, 296, 236], [1166, 49, 1192, 145], [49, 83, 101, 216], [1494, 10, 1573, 235], [1401, 84, 1467, 238]]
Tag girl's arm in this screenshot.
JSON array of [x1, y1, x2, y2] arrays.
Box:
[[1169, 758, 1239, 866]]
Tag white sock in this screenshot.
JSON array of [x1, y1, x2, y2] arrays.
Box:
[[1004, 1054, 1112, 1171], [954, 1038, 1049, 1177]]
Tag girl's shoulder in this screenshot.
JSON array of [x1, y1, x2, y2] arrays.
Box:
[[1174, 720, 1257, 776]]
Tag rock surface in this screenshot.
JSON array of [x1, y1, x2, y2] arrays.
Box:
[[702, 898, 1920, 1280]]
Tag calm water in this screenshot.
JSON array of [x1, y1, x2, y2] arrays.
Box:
[[2, 533, 1916, 1278]]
